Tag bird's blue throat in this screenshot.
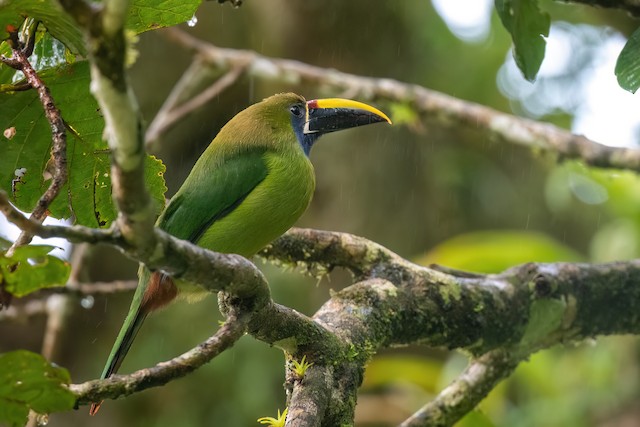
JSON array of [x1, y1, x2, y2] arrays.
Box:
[[292, 115, 319, 156]]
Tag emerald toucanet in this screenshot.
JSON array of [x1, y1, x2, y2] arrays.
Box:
[[89, 93, 391, 415]]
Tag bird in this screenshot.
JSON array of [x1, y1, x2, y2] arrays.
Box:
[[89, 92, 391, 415]]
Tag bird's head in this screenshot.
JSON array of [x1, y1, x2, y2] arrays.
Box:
[[260, 93, 392, 156]]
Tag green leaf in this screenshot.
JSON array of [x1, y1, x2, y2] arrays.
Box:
[[145, 155, 168, 218], [615, 26, 640, 93], [0, 351, 75, 427], [495, 0, 550, 82], [0, 245, 70, 297], [0, 0, 85, 55], [127, 0, 202, 33], [0, 30, 74, 88], [29, 31, 74, 72], [416, 230, 583, 274], [0, 60, 167, 227], [0, 0, 202, 62]]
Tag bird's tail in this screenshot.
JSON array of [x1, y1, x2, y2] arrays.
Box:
[[90, 269, 177, 416]]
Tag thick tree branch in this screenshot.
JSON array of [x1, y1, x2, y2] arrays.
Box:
[[5, 188, 640, 425], [59, 0, 156, 252], [163, 27, 640, 173], [261, 227, 418, 279], [285, 364, 333, 427], [0, 192, 267, 300], [5, 186, 640, 423], [267, 230, 640, 425]]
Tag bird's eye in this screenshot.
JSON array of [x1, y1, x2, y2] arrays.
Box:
[[290, 105, 304, 118]]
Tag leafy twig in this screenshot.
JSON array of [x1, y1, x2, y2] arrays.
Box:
[[0, 22, 68, 309], [0, 23, 68, 252]]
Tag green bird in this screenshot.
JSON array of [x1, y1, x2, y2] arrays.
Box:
[[89, 93, 390, 415]]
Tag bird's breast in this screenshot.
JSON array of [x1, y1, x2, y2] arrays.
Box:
[[195, 150, 315, 257]]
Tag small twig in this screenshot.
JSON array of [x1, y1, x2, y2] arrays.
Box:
[[0, 81, 33, 92], [0, 299, 48, 322], [64, 280, 138, 295], [399, 350, 522, 427], [0, 23, 68, 310], [41, 244, 91, 360], [2, 24, 68, 253], [145, 61, 245, 149], [40, 295, 75, 360], [26, 244, 92, 427], [0, 281, 137, 323], [25, 292, 76, 427], [145, 57, 210, 148], [0, 191, 117, 244], [71, 313, 247, 406], [157, 65, 244, 133]]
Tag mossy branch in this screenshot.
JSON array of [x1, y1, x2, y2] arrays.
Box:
[[4, 195, 640, 424], [4, 2, 640, 424]]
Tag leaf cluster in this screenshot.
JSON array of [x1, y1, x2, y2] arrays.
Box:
[[494, 0, 640, 94], [0, 0, 198, 420]]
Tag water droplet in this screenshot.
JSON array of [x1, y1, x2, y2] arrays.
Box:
[[81, 295, 95, 309], [36, 413, 49, 426], [187, 15, 198, 27]]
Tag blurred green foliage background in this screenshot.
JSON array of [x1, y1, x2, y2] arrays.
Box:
[[3, 1, 640, 426]]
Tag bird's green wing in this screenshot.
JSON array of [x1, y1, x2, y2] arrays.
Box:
[[91, 149, 269, 407], [158, 148, 269, 244]]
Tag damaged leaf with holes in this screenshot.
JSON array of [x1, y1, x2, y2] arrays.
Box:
[[0, 0, 202, 57], [0, 244, 70, 297], [0, 60, 167, 228], [0, 0, 85, 55], [0, 350, 75, 427]]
